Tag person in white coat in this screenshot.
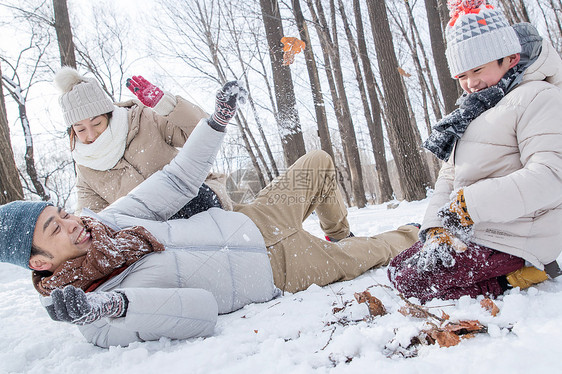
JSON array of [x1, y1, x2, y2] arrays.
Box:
[[388, 1, 562, 303], [0, 81, 418, 347]]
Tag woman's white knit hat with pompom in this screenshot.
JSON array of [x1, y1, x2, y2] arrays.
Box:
[[55, 66, 114, 127]]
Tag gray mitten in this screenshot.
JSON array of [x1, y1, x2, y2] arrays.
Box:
[[208, 80, 248, 131], [46, 285, 128, 325]]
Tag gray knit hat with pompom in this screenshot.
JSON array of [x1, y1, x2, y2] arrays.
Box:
[[55, 67, 114, 127], [445, 0, 521, 77]]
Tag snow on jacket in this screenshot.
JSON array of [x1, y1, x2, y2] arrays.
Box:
[[73, 120, 279, 348], [74, 96, 210, 214], [421, 38, 562, 269]]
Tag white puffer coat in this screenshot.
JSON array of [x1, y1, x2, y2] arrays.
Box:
[[422, 37, 562, 270], [74, 120, 279, 348]]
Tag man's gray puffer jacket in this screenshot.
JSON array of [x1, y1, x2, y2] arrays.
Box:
[[73, 120, 280, 347]]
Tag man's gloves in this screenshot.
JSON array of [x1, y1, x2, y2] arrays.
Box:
[[45, 285, 128, 325], [438, 188, 474, 242], [506, 266, 548, 289], [406, 227, 468, 272], [208, 80, 248, 131], [126, 76, 164, 108]]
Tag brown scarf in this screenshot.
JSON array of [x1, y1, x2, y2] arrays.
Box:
[[32, 216, 164, 296]]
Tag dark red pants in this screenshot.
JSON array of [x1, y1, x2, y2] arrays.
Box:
[[388, 241, 524, 303]]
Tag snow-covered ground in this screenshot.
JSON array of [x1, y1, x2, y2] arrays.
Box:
[[1, 198, 561, 374]]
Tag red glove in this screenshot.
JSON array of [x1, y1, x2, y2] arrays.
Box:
[[126, 75, 164, 108]]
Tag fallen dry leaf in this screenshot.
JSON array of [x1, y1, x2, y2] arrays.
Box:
[[480, 298, 500, 316], [429, 329, 461, 347], [444, 320, 486, 334], [332, 306, 345, 314], [419, 319, 487, 349], [354, 291, 386, 317], [398, 67, 411, 77], [398, 305, 430, 319]]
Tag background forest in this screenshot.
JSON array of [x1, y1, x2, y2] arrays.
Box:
[[1, 0, 561, 211]]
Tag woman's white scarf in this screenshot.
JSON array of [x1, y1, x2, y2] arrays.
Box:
[[72, 107, 129, 171]]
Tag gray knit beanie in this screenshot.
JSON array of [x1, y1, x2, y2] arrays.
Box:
[[0, 201, 51, 268], [445, 0, 521, 77], [55, 66, 115, 127]]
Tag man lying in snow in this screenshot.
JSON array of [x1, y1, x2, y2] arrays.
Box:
[[0, 81, 418, 348]]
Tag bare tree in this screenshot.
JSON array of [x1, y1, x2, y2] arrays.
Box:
[[352, 0, 394, 203], [52, 0, 76, 68], [304, 0, 356, 202], [259, 0, 306, 166], [0, 1, 79, 207], [365, 0, 432, 201], [498, 0, 531, 23], [73, 5, 136, 102], [305, 0, 367, 207], [1, 61, 50, 201], [2, 0, 76, 70], [390, 1, 443, 178], [223, 3, 278, 179], [339, 0, 392, 203], [547, 0, 562, 44], [154, 0, 273, 185], [535, 0, 562, 52], [400, 2, 442, 119], [291, 0, 334, 160], [326, 0, 367, 207], [0, 62, 24, 203], [0, 3, 58, 202], [436, 0, 450, 34], [424, 0, 460, 114], [198, 1, 268, 186]]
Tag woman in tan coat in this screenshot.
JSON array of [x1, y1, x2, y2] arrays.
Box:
[[55, 68, 231, 216]]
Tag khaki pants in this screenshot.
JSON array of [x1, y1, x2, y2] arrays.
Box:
[[235, 150, 418, 293]]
